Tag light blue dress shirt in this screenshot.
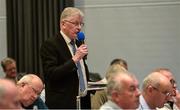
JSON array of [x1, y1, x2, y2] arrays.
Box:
[[138, 95, 151, 110]]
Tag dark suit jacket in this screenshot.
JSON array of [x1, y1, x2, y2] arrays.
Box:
[[25, 97, 48, 109], [40, 33, 91, 109]]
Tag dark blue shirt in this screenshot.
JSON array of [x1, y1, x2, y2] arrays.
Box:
[[25, 97, 48, 109]]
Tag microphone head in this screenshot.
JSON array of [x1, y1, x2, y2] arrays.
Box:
[[77, 32, 85, 41]]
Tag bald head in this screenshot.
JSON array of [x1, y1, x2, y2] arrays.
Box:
[[142, 72, 173, 109], [107, 72, 140, 109], [154, 68, 176, 86], [153, 68, 177, 98], [143, 72, 173, 91], [143, 72, 162, 90], [17, 74, 43, 88], [0, 79, 21, 109], [17, 74, 44, 107]]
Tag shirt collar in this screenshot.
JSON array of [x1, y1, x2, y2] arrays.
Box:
[[60, 31, 72, 45], [139, 95, 151, 110]]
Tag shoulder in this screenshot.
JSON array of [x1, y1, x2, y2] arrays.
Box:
[[33, 97, 48, 109], [25, 97, 48, 109], [43, 33, 62, 44], [100, 100, 121, 110], [40, 33, 63, 50]]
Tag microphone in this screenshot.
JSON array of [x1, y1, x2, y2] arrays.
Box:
[[77, 32, 85, 44], [77, 32, 87, 59]]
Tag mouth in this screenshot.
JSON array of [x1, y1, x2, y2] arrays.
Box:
[[30, 97, 36, 103], [76, 32, 80, 35]]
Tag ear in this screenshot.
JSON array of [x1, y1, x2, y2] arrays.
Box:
[[61, 21, 65, 26], [112, 91, 118, 97], [20, 82, 26, 87], [111, 91, 120, 100], [60, 21, 66, 30]]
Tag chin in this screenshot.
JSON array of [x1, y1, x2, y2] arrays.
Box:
[[24, 101, 33, 107], [11, 74, 17, 77]]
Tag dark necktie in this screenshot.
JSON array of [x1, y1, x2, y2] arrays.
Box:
[[70, 40, 86, 93]]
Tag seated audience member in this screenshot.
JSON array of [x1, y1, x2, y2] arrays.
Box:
[[1, 57, 17, 81], [139, 72, 173, 110], [1, 57, 26, 82], [1, 58, 47, 108], [0, 79, 22, 109], [101, 58, 128, 84], [100, 71, 140, 109], [154, 68, 179, 110], [91, 58, 128, 109], [16, 74, 48, 109]]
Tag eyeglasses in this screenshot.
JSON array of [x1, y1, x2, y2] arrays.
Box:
[[64, 20, 84, 27], [170, 79, 176, 87], [6, 67, 16, 72], [152, 86, 171, 97], [26, 83, 42, 96]]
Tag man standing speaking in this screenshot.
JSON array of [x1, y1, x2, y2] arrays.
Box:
[[40, 7, 90, 109]]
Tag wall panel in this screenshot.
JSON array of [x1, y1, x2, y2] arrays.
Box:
[[0, 0, 7, 77], [75, 0, 180, 88]]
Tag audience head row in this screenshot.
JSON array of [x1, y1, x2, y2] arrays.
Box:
[[101, 58, 179, 110], [1, 57, 179, 109], [0, 73, 43, 109]]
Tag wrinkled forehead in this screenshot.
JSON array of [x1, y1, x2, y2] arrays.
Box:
[[160, 79, 173, 91], [32, 80, 43, 90], [161, 71, 177, 88], [5, 62, 16, 68], [61, 9, 83, 21], [65, 14, 83, 21], [161, 71, 174, 80], [125, 77, 139, 89], [129, 75, 139, 86]]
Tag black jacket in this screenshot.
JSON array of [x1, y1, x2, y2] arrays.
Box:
[[40, 33, 90, 109]]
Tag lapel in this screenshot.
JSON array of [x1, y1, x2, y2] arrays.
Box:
[[56, 33, 72, 59]]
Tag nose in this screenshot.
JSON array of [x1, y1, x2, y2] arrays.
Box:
[[32, 94, 38, 101], [172, 89, 176, 96], [76, 27, 81, 33], [174, 83, 177, 89], [77, 24, 82, 30]]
